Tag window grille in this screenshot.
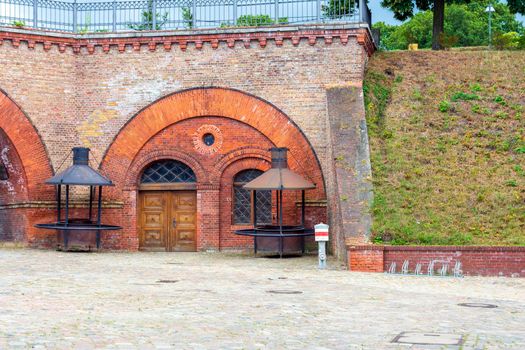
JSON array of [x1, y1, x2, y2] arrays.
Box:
[[141, 160, 196, 183], [233, 169, 271, 225]]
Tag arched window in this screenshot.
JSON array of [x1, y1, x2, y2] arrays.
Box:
[[233, 169, 272, 225], [141, 160, 196, 184]]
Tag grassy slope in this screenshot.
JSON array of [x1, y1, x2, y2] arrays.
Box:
[[364, 50, 525, 246]]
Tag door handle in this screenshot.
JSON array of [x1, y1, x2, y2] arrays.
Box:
[[172, 219, 177, 228]]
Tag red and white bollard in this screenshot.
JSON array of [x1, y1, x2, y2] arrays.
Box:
[[314, 223, 329, 269]]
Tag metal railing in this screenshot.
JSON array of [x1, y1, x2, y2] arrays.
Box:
[[0, 0, 371, 33]]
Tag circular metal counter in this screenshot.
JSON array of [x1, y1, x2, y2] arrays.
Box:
[[235, 225, 314, 257]]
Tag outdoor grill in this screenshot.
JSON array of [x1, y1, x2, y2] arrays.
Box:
[[234, 147, 315, 258], [35, 147, 121, 250]]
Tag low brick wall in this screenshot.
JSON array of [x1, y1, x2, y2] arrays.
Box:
[[347, 245, 525, 277]]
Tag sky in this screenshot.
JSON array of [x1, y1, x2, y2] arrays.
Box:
[[369, 0, 525, 25]]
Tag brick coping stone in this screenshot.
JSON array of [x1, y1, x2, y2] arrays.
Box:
[[0, 23, 376, 55]]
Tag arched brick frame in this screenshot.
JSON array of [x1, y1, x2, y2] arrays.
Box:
[[219, 156, 272, 250], [123, 149, 208, 190], [101, 87, 325, 196], [0, 89, 53, 200], [211, 147, 271, 182]]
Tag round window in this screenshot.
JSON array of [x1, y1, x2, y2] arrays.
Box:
[[202, 133, 215, 146]]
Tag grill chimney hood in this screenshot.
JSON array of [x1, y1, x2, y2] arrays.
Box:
[[45, 147, 113, 186], [243, 148, 315, 190]]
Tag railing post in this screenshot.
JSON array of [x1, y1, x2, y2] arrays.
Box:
[[316, 0, 321, 22], [152, 0, 157, 30], [274, 0, 278, 23], [232, 0, 237, 25], [359, 0, 365, 22], [112, 0, 117, 32], [192, 0, 197, 28], [33, 0, 38, 28], [72, 0, 77, 32]]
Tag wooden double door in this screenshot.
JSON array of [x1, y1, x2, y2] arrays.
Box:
[[139, 191, 197, 251]]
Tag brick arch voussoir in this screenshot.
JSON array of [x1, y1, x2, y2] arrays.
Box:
[[212, 147, 271, 183], [102, 87, 324, 194], [124, 149, 208, 190], [0, 90, 53, 200]]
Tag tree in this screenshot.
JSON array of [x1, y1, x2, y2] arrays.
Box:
[[381, 0, 525, 50], [373, 2, 524, 50]]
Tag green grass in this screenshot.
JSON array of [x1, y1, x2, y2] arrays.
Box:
[[364, 50, 525, 246]]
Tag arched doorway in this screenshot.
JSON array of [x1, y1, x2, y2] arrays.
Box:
[[138, 159, 197, 251]]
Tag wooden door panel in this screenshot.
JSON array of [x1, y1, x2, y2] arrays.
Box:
[[170, 191, 197, 251], [139, 190, 196, 252], [139, 192, 167, 251]]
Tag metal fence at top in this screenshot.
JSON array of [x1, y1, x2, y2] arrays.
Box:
[[0, 0, 371, 33]]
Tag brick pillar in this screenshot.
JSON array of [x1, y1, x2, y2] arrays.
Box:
[[121, 190, 139, 251], [348, 245, 384, 272], [197, 184, 220, 251], [326, 86, 373, 260]]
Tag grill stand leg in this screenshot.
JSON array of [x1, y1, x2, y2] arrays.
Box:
[[96, 232, 101, 250], [63, 230, 69, 251]]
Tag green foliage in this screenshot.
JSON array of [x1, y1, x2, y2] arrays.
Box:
[[505, 179, 518, 187], [375, 1, 525, 50], [439, 100, 451, 112], [128, 0, 168, 30], [494, 95, 506, 105], [470, 83, 482, 92], [222, 15, 288, 27], [322, 0, 357, 19], [372, 22, 399, 51], [12, 20, 25, 27], [493, 31, 521, 49], [182, 7, 193, 29], [438, 32, 459, 49], [78, 15, 91, 34], [451, 92, 479, 101], [363, 71, 393, 138], [519, 35, 525, 49]]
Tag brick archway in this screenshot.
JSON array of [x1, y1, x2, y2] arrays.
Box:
[[101, 87, 325, 195], [100, 88, 326, 251], [0, 89, 53, 200]]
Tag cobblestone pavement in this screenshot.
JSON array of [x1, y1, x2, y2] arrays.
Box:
[[0, 249, 524, 350]]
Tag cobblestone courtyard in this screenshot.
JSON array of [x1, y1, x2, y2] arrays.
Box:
[[0, 249, 524, 349]]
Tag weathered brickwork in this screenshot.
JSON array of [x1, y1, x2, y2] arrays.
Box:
[[0, 25, 373, 256], [348, 245, 525, 277]]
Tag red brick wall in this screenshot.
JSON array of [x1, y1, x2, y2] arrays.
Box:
[[348, 248, 384, 272], [348, 245, 525, 277], [0, 26, 370, 251]]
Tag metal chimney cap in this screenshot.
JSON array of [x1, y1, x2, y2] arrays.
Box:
[[72, 147, 90, 165], [270, 147, 289, 169]]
